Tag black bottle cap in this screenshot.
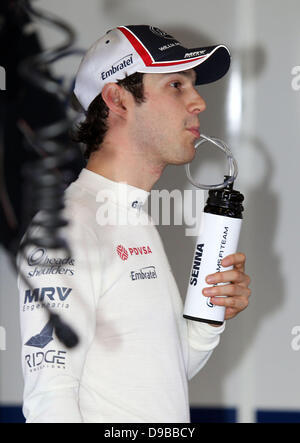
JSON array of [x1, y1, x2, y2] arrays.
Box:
[[204, 176, 244, 219]]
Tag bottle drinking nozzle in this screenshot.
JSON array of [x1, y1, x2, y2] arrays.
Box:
[[185, 134, 238, 190]]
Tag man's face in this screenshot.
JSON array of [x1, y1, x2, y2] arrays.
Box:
[[127, 69, 206, 167]]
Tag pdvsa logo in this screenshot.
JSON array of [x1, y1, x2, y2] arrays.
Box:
[[117, 245, 129, 261], [116, 244, 153, 261]]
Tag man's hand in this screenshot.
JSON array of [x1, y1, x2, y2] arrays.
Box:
[[202, 252, 251, 321]]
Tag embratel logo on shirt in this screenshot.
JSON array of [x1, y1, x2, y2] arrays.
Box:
[[130, 266, 158, 281], [116, 244, 152, 261]]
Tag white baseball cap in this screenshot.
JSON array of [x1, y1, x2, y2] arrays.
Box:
[[74, 25, 231, 110]]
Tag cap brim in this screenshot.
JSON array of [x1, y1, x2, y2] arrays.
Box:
[[193, 45, 231, 85], [136, 45, 231, 85]]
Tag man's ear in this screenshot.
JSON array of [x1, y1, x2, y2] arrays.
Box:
[[101, 83, 127, 117]]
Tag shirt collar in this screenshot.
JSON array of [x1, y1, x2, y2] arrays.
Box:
[[75, 168, 150, 210]]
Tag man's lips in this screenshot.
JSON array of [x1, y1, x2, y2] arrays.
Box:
[[187, 127, 200, 138]]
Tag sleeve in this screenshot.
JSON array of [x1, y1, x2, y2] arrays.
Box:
[[185, 319, 225, 380], [17, 211, 102, 423], [152, 220, 226, 383]]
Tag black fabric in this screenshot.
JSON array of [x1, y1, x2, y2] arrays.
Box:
[[0, 0, 84, 256], [194, 47, 231, 85], [124, 25, 230, 84]]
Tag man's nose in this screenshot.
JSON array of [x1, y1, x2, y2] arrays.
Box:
[[187, 90, 207, 115]]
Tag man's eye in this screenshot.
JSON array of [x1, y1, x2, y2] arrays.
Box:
[[170, 81, 181, 89]]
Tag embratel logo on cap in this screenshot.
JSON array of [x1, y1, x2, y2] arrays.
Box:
[[101, 54, 134, 81]]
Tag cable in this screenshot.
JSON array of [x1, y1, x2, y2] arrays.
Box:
[[15, 0, 85, 348]]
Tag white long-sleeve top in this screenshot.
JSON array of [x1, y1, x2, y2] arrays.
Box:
[[18, 168, 225, 423]]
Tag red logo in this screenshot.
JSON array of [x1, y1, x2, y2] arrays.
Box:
[[116, 244, 152, 260], [116, 245, 129, 261], [128, 246, 152, 256]]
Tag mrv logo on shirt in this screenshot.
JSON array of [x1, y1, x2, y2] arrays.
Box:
[[22, 287, 72, 312]]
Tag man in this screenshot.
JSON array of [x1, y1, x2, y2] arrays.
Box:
[[18, 25, 251, 423]]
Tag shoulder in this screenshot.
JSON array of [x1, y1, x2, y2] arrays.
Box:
[[63, 181, 105, 242]]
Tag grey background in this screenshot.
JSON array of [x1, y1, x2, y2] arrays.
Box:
[[1, 0, 299, 422]]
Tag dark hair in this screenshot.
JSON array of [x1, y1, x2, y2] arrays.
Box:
[[72, 72, 145, 159]]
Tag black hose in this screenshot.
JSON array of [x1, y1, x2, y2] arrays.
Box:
[[16, 0, 85, 348]]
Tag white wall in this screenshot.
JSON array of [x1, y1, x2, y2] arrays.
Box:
[[1, 0, 300, 422]]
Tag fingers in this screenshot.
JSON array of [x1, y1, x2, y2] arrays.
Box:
[[218, 294, 250, 320], [202, 281, 251, 319], [203, 283, 251, 299], [202, 252, 251, 321], [203, 286, 250, 319], [221, 252, 246, 271], [205, 252, 250, 288], [205, 269, 251, 287], [224, 305, 248, 320]]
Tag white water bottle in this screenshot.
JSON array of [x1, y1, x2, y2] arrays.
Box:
[[183, 177, 244, 325]]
